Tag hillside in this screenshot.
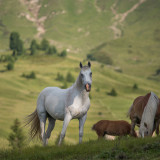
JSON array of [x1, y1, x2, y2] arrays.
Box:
[[0, 0, 160, 78]]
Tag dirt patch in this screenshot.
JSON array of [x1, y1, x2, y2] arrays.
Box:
[[110, 0, 146, 39], [19, 0, 46, 38]]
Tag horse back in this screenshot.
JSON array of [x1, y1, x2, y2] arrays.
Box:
[[132, 93, 151, 118]]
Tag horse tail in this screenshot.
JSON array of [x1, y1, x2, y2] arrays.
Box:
[[127, 104, 133, 117], [25, 109, 41, 140]]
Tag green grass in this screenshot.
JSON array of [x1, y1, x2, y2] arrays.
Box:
[[1, 136, 160, 160]]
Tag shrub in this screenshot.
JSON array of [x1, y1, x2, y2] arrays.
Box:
[[6, 62, 14, 70], [40, 38, 49, 51], [96, 88, 100, 92], [22, 71, 36, 79], [47, 46, 57, 55], [107, 88, 117, 96], [60, 50, 67, 57], [156, 68, 160, 75], [30, 40, 38, 55], [56, 72, 64, 81], [61, 81, 68, 89], [66, 72, 75, 82], [133, 83, 138, 89], [87, 54, 96, 61], [8, 119, 26, 150]]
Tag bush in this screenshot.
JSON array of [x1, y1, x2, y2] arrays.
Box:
[[61, 81, 68, 89], [22, 71, 36, 79], [133, 83, 138, 89], [47, 46, 57, 55], [66, 72, 75, 82], [6, 62, 14, 70], [96, 88, 100, 92], [60, 50, 67, 57], [40, 38, 49, 51], [87, 54, 96, 61], [56, 72, 64, 81], [30, 40, 38, 55], [8, 119, 26, 150], [107, 88, 117, 96]]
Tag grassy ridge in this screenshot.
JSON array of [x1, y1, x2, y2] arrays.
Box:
[[1, 136, 160, 160]]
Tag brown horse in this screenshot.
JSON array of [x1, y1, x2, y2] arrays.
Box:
[[92, 120, 137, 139], [128, 92, 160, 137]]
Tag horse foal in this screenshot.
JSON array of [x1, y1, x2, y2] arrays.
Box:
[[92, 120, 137, 139]]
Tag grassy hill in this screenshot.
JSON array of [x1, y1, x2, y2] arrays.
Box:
[[1, 137, 160, 160], [0, 0, 160, 151]]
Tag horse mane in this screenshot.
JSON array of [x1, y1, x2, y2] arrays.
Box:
[[140, 92, 159, 135]]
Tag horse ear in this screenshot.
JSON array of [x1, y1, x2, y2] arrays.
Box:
[[88, 61, 91, 68], [144, 122, 148, 128], [80, 62, 83, 68]]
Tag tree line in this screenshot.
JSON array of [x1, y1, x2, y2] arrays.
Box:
[[9, 32, 67, 57]]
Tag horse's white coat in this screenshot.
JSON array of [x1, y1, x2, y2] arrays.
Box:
[[36, 63, 92, 145], [139, 92, 159, 137]]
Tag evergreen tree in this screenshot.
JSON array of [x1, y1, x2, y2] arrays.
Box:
[[40, 38, 49, 51], [56, 72, 64, 81], [9, 32, 20, 51], [9, 32, 24, 55], [30, 39, 37, 55], [60, 50, 67, 57], [66, 72, 75, 82], [8, 119, 26, 150], [47, 46, 57, 55]]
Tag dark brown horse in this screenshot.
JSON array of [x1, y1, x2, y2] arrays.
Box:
[[92, 120, 137, 139], [128, 92, 160, 137]]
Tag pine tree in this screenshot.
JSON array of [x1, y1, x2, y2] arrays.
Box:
[[9, 32, 24, 55], [30, 40, 37, 55], [40, 38, 49, 51], [66, 72, 75, 82], [8, 119, 26, 150]]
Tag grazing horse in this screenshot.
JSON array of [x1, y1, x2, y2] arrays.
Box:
[[92, 120, 137, 139], [25, 62, 92, 146], [127, 92, 160, 137]]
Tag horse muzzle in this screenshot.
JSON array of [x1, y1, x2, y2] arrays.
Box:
[[85, 83, 91, 92]]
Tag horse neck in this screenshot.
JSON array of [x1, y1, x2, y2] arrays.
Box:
[[74, 74, 89, 97], [141, 92, 159, 131]]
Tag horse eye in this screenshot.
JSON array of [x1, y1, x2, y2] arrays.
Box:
[[90, 72, 92, 77]]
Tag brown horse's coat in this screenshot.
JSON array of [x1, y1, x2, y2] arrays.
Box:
[[128, 92, 160, 136], [92, 120, 137, 138]]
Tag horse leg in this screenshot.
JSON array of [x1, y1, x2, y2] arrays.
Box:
[[45, 117, 56, 145], [131, 118, 136, 136], [58, 114, 72, 146], [39, 112, 47, 146], [79, 113, 87, 144], [155, 119, 160, 136]]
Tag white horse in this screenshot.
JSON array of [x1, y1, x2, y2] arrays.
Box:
[[26, 62, 92, 146], [139, 92, 159, 137]]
